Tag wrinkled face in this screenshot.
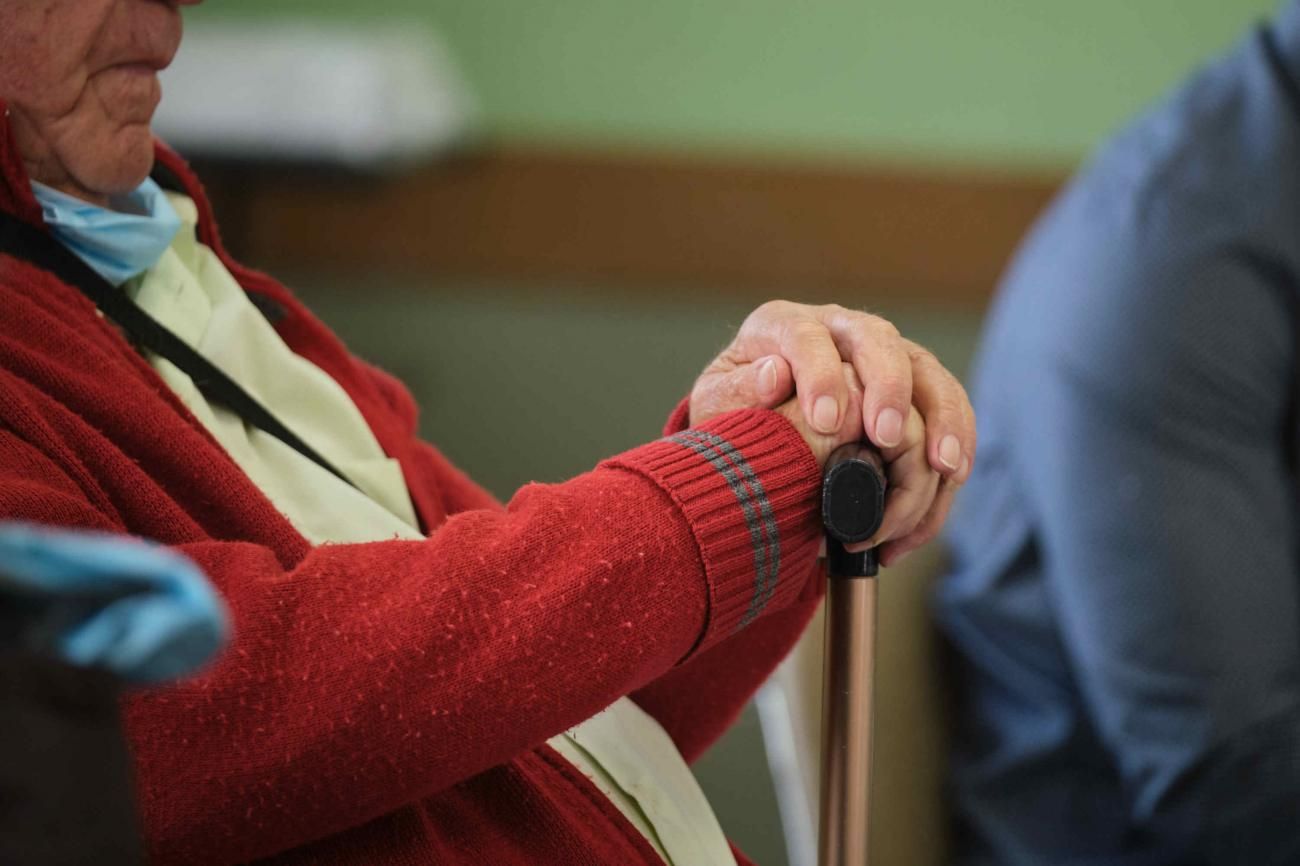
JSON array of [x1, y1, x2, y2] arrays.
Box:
[[0, 0, 199, 206]]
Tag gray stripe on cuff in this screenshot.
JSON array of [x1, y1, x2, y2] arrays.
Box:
[[678, 430, 782, 623], [667, 430, 781, 628]]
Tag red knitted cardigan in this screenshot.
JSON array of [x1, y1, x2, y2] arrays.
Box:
[[0, 104, 827, 866]]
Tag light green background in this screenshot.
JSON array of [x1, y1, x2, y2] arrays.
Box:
[[197, 0, 1277, 165]]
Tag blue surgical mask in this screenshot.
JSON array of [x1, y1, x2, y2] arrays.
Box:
[[31, 177, 182, 287]]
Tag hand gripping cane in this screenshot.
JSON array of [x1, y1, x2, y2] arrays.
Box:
[[818, 443, 887, 866]]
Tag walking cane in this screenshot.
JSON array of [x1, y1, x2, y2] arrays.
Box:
[[818, 442, 887, 866]]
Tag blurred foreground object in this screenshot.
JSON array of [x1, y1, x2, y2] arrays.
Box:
[[154, 21, 476, 168], [0, 524, 228, 865], [0, 523, 229, 682]]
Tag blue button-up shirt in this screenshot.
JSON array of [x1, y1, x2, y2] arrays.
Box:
[[937, 4, 1300, 864]]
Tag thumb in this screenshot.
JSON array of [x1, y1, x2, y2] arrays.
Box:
[[689, 355, 794, 425]]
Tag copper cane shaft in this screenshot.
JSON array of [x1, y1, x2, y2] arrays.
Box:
[[818, 576, 877, 866]]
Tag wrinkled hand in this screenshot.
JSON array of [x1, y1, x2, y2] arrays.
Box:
[[770, 364, 949, 565], [691, 301, 975, 480], [689, 301, 975, 564]]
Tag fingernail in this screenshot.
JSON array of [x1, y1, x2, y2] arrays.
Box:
[[939, 434, 961, 471], [875, 408, 903, 447], [757, 358, 778, 398], [812, 395, 839, 433]]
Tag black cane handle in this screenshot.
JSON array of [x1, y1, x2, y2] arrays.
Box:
[[821, 443, 887, 578]]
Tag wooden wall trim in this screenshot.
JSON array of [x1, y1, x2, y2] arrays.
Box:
[[220, 146, 1064, 308]]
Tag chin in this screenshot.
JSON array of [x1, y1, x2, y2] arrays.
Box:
[[67, 126, 158, 199]]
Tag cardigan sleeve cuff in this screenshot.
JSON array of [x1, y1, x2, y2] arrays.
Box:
[[662, 396, 692, 437], [603, 408, 822, 657]]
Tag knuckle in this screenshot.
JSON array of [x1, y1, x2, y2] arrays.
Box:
[[935, 392, 967, 421], [742, 300, 778, 330], [860, 314, 901, 342], [840, 362, 865, 393], [877, 318, 902, 342], [785, 318, 831, 347], [911, 349, 971, 405], [757, 298, 798, 320], [907, 343, 940, 368], [870, 373, 911, 401], [942, 383, 975, 426], [854, 341, 912, 378]]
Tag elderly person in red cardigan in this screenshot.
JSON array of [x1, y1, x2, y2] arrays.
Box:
[[0, 1, 976, 864]]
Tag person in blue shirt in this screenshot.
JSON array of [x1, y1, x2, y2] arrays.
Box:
[[936, 3, 1300, 864]]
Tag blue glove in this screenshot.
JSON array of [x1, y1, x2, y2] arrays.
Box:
[[0, 523, 229, 683]]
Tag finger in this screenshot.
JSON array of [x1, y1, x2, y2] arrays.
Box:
[[820, 307, 913, 450], [775, 362, 867, 466], [875, 464, 939, 549], [906, 339, 977, 483], [845, 406, 938, 550], [776, 315, 850, 435], [877, 475, 960, 567], [850, 462, 939, 552], [689, 354, 795, 425], [754, 355, 795, 406]]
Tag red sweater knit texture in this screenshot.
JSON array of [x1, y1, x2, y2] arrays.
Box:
[[0, 103, 827, 866]]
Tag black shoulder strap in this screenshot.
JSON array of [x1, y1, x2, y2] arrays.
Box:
[[0, 208, 358, 490]]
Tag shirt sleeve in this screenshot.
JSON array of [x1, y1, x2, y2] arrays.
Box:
[[0, 403, 822, 865], [1000, 227, 1300, 864]]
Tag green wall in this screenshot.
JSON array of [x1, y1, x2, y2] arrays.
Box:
[[196, 0, 1277, 165]]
